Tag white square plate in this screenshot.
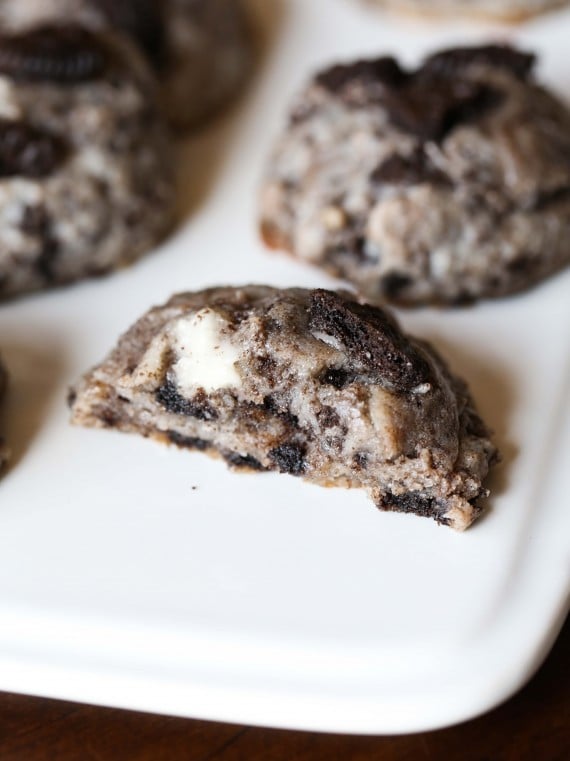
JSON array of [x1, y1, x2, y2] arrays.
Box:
[[0, 0, 569, 734]]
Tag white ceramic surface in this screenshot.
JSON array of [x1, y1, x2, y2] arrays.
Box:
[[0, 0, 569, 735]]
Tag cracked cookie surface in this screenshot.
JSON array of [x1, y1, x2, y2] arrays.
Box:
[[260, 45, 570, 305], [69, 285, 498, 530]]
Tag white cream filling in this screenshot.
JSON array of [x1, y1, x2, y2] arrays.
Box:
[[171, 308, 241, 393], [310, 330, 344, 352]]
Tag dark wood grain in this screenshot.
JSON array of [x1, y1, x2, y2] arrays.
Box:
[[0, 616, 567, 761]]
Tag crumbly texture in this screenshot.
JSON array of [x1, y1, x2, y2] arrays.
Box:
[[364, 0, 569, 22], [260, 45, 570, 305], [0, 355, 8, 471], [69, 286, 498, 530], [0, 25, 174, 299], [0, 0, 253, 131]]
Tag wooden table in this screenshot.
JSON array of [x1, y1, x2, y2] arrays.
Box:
[[0, 616, 567, 761]]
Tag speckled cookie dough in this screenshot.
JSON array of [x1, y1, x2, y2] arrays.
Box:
[[0, 0, 253, 131], [0, 24, 175, 300], [363, 0, 569, 22], [260, 45, 570, 305], [0, 355, 8, 471], [69, 286, 498, 530]]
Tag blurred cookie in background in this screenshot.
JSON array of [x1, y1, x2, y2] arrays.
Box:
[[0, 24, 175, 299], [260, 45, 570, 305], [360, 0, 569, 22], [0, 0, 254, 131]]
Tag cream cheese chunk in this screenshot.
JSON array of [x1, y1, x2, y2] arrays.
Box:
[[172, 308, 241, 393]]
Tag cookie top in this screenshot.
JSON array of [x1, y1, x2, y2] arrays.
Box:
[[260, 44, 570, 304], [70, 285, 498, 529]]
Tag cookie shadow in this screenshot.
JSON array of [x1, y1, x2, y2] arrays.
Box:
[[427, 336, 518, 524], [0, 337, 67, 473], [175, 0, 288, 221]]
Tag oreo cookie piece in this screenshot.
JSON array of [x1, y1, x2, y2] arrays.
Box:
[[370, 147, 451, 187], [315, 57, 407, 96], [0, 119, 68, 177], [260, 43, 570, 304], [307, 289, 432, 392], [69, 285, 498, 530], [423, 45, 536, 81], [380, 74, 503, 143], [0, 25, 109, 83]]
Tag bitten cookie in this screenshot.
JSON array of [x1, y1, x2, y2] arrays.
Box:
[[363, 0, 569, 22], [260, 45, 570, 305], [0, 0, 253, 131], [0, 24, 174, 300], [0, 355, 8, 471], [69, 286, 498, 530]]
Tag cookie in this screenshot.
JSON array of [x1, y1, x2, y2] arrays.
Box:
[[0, 24, 175, 300], [69, 286, 498, 530], [0, 355, 8, 471], [363, 0, 569, 22], [260, 45, 570, 305], [0, 0, 253, 131]]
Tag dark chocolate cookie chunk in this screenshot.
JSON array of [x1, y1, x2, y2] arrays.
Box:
[[381, 76, 502, 142], [69, 285, 498, 530], [0, 119, 67, 178], [260, 43, 570, 304], [0, 25, 110, 83], [370, 147, 451, 186], [314, 47, 505, 141], [308, 289, 431, 392], [156, 379, 219, 421], [315, 57, 407, 95], [422, 45, 536, 82]]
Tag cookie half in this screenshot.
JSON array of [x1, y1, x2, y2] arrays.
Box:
[[0, 24, 175, 299], [363, 0, 569, 22], [69, 286, 498, 530], [0, 0, 253, 131], [260, 45, 570, 305]]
